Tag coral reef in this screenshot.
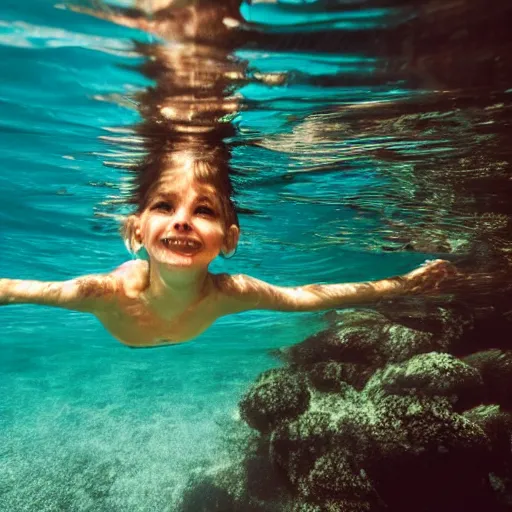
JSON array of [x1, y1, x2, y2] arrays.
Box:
[[178, 302, 512, 512]]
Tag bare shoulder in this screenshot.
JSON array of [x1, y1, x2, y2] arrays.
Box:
[[209, 273, 279, 315], [111, 260, 149, 297], [72, 261, 146, 298], [111, 259, 149, 279], [211, 273, 260, 296]]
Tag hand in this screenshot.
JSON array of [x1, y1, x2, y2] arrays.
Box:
[[403, 259, 458, 294]]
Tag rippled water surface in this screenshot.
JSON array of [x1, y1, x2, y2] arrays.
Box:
[[1, 0, 511, 510]]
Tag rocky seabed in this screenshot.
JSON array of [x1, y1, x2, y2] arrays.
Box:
[[179, 302, 512, 512]]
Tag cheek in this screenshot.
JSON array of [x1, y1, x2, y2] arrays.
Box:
[[196, 219, 225, 240], [141, 216, 166, 239]]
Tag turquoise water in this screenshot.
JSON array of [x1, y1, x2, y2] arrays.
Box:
[[1, 1, 511, 510]]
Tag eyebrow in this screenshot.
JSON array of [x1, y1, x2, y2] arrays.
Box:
[[196, 195, 217, 204], [150, 192, 177, 203], [150, 192, 218, 206]]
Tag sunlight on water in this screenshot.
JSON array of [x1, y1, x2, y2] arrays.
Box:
[[1, 0, 511, 510]]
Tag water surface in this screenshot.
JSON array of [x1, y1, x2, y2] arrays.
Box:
[[1, 0, 511, 510]]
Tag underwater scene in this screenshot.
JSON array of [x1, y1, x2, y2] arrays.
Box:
[[1, 0, 512, 510]]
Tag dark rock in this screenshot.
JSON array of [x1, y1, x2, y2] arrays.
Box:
[[463, 405, 512, 475], [463, 350, 512, 409], [308, 361, 370, 392], [270, 411, 336, 488], [364, 352, 484, 410], [366, 394, 493, 512], [376, 302, 473, 351], [244, 449, 289, 503], [326, 309, 390, 329], [488, 473, 512, 510], [379, 323, 438, 363], [269, 384, 496, 511], [178, 460, 288, 512], [227, 305, 512, 511], [283, 310, 390, 367], [298, 450, 375, 502], [379, 394, 488, 451], [178, 479, 238, 512], [240, 368, 310, 434], [289, 502, 323, 512], [290, 499, 375, 512], [283, 309, 463, 373], [460, 301, 512, 354], [270, 394, 369, 486], [283, 325, 384, 368]]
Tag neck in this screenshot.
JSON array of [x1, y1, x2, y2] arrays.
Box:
[[144, 262, 210, 317]]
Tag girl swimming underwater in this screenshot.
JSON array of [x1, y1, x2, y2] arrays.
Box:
[[0, 145, 455, 347], [0, 1, 457, 346]]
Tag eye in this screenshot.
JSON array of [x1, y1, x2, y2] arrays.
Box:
[[195, 205, 216, 217], [152, 201, 173, 213]]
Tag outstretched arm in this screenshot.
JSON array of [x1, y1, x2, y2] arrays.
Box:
[[217, 259, 455, 313], [0, 275, 117, 312]]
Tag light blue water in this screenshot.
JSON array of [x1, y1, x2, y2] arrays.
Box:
[[1, 1, 510, 510]]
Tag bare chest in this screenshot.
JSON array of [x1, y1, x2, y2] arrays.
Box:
[[95, 297, 218, 347]]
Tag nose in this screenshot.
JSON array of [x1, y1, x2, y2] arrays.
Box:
[[172, 207, 193, 232], [173, 220, 192, 232]]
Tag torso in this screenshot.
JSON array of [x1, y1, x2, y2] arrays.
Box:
[[93, 260, 226, 347]]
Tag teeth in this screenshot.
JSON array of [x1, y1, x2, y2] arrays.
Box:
[[162, 238, 200, 249]]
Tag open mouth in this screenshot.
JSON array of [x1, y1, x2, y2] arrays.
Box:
[[161, 237, 202, 255]]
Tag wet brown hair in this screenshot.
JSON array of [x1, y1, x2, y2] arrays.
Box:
[[118, 22, 241, 254]]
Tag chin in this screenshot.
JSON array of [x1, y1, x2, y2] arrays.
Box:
[[154, 250, 211, 271]]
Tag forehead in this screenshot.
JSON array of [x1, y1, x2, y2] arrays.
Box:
[[148, 168, 217, 200]]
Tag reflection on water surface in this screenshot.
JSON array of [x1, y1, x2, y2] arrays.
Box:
[[1, 0, 512, 510]]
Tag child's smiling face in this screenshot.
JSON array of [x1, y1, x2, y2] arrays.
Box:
[[138, 168, 238, 270]]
